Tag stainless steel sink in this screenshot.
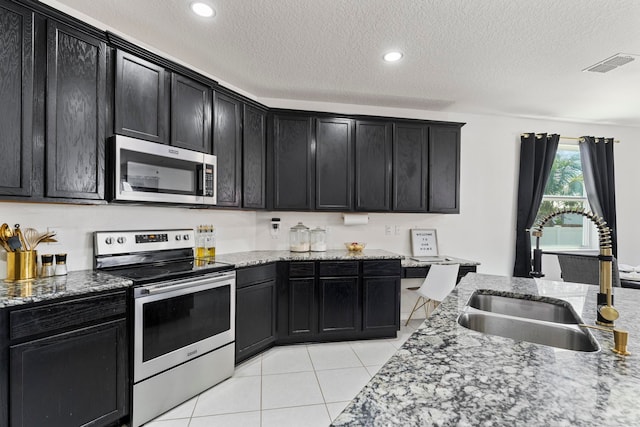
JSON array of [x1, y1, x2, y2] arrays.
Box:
[[457, 290, 600, 352], [467, 292, 579, 324]]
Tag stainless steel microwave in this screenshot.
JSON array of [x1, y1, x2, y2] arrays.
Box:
[[109, 135, 216, 206]]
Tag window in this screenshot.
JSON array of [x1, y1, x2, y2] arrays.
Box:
[[533, 143, 597, 250]]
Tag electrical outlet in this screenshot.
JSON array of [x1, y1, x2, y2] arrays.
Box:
[[47, 227, 62, 246], [385, 225, 392, 236]]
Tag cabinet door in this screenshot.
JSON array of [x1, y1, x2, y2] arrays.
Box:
[[114, 50, 170, 143], [362, 277, 400, 332], [46, 21, 106, 200], [355, 120, 392, 211], [315, 117, 353, 210], [243, 105, 267, 209], [236, 279, 276, 363], [272, 114, 314, 210], [429, 125, 460, 213], [171, 73, 212, 153], [318, 277, 360, 334], [213, 91, 242, 207], [10, 319, 128, 427], [0, 2, 33, 197], [393, 123, 428, 212], [289, 277, 316, 337]]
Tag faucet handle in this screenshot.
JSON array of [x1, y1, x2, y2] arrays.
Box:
[[612, 329, 631, 356], [580, 324, 631, 356]]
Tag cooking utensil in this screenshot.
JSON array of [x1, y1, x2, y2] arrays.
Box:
[[14, 224, 27, 250], [23, 228, 39, 251]]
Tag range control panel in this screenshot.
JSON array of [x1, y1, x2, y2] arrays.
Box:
[[94, 229, 195, 256]]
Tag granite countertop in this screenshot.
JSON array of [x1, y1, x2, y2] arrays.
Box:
[[216, 250, 478, 269], [333, 273, 640, 426], [400, 255, 480, 268], [215, 249, 403, 269], [0, 271, 132, 308]]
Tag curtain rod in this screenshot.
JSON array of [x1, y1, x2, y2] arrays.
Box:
[[520, 133, 620, 143]]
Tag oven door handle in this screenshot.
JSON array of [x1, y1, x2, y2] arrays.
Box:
[[138, 273, 234, 295]]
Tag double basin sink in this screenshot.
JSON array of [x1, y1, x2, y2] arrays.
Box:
[[458, 290, 600, 352]]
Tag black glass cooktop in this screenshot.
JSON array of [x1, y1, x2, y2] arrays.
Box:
[[106, 259, 234, 286]]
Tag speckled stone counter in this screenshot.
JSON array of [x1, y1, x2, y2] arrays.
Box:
[[400, 255, 480, 268], [333, 273, 640, 426], [0, 271, 132, 308], [216, 249, 402, 269]]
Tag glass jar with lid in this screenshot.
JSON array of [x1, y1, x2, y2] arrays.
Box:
[[310, 227, 327, 252], [289, 222, 310, 252]]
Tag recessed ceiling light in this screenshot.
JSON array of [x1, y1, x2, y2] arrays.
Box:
[[383, 51, 403, 62], [190, 2, 215, 18]]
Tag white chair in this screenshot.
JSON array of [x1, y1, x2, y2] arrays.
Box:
[[405, 264, 460, 326]]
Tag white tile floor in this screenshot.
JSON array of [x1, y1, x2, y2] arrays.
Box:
[[143, 319, 424, 427]]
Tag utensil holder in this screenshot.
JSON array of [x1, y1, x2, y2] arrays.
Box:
[[6, 250, 37, 281]]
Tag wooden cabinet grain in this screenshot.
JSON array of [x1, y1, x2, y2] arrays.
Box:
[[315, 117, 353, 211], [46, 20, 106, 200], [0, 1, 33, 197], [6, 291, 128, 427], [278, 259, 400, 344], [354, 120, 392, 211], [272, 114, 314, 210], [114, 50, 169, 144], [393, 123, 428, 212], [171, 73, 212, 153], [242, 105, 267, 209], [213, 91, 242, 207], [236, 264, 277, 363], [429, 125, 460, 213]]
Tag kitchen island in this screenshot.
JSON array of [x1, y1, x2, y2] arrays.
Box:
[[333, 273, 640, 426]]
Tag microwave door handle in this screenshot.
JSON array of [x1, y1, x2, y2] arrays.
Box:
[[196, 164, 205, 196]]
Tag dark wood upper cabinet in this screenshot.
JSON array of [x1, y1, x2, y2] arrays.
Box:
[[354, 120, 392, 211], [46, 20, 106, 200], [243, 105, 267, 209], [393, 123, 428, 212], [114, 50, 170, 144], [213, 91, 242, 207], [0, 1, 33, 197], [315, 118, 353, 211], [171, 73, 212, 153], [429, 125, 460, 213], [272, 114, 314, 210]]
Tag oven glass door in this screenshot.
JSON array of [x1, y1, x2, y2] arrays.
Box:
[[134, 273, 235, 382]]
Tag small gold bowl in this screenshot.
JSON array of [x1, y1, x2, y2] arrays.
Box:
[[345, 242, 366, 252]]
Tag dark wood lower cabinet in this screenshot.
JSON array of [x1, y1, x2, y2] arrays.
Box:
[[235, 264, 277, 363], [3, 290, 128, 427], [277, 260, 400, 344], [10, 320, 128, 427], [318, 277, 360, 335]]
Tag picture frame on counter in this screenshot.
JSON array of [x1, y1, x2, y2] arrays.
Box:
[[410, 229, 439, 257]]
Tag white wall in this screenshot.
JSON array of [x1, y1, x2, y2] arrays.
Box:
[[3, 3, 640, 279], [3, 105, 638, 280]]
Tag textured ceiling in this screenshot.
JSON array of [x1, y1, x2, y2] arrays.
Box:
[[43, 0, 640, 126]]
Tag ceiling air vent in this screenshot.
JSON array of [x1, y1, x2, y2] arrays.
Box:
[[583, 53, 636, 73]]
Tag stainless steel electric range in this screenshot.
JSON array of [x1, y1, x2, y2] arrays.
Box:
[[94, 229, 235, 427]]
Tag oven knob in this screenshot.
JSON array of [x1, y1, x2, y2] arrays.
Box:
[[117, 236, 127, 244], [183, 234, 190, 241], [175, 234, 182, 241], [105, 237, 114, 245]]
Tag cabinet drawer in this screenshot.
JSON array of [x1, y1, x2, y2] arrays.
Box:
[[289, 262, 315, 277], [363, 260, 401, 277], [236, 263, 276, 288], [319, 261, 359, 277], [9, 291, 127, 341]]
